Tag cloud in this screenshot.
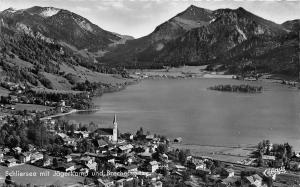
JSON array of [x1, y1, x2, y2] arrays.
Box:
[[97, 1, 132, 11], [74, 7, 91, 12]]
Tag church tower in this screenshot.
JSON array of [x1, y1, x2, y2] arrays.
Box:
[[112, 114, 118, 142]]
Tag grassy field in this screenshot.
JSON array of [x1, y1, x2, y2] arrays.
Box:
[[170, 144, 255, 163], [14, 104, 54, 112], [0, 164, 84, 186], [0, 87, 9, 97]]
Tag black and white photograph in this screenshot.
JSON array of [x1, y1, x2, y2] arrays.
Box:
[[0, 0, 299, 186]]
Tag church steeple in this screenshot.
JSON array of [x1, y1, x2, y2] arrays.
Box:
[[113, 114, 117, 125], [112, 114, 118, 142]]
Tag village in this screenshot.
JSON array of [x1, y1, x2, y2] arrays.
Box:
[[0, 108, 299, 186], [0, 81, 300, 186]]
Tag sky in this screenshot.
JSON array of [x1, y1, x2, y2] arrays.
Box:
[[1, 0, 300, 38]]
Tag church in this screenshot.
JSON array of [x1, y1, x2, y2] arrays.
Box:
[[94, 115, 118, 142]]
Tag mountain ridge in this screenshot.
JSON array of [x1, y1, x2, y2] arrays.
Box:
[[1, 5, 299, 78], [0, 6, 133, 54], [101, 5, 298, 78]]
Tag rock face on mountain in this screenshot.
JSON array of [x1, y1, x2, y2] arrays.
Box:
[[102, 6, 299, 77], [0, 6, 131, 53]]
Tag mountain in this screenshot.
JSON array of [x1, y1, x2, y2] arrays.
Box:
[[282, 19, 300, 32], [101, 5, 215, 68], [101, 6, 299, 78], [0, 6, 133, 55], [0, 18, 131, 93]]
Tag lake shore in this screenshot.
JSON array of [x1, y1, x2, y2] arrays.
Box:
[[40, 108, 101, 120]]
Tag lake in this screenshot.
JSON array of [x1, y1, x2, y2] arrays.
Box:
[[62, 78, 300, 151]]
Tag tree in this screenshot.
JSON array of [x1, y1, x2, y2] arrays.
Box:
[[263, 176, 273, 187], [5, 175, 12, 185], [84, 177, 89, 185], [178, 150, 188, 165], [157, 144, 168, 154], [284, 143, 293, 159], [43, 153, 49, 163], [53, 158, 58, 168], [136, 127, 144, 137]]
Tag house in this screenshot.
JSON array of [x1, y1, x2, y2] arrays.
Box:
[[161, 154, 168, 161], [220, 176, 240, 187], [74, 131, 89, 139], [97, 139, 109, 148], [5, 158, 17, 167], [28, 144, 36, 152], [123, 133, 134, 141], [125, 164, 138, 172], [12, 147, 22, 155], [151, 181, 162, 187], [63, 137, 76, 145], [148, 161, 159, 172], [56, 133, 69, 139], [146, 135, 155, 140], [19, 152, 32, 163], [43, 158, 52, 167], [118, 144, 134, 154], [63, 155, 72, 163], [149, 145, 157, 153], [60, 163, 75, 172], [86, 161, 97, 171], [174, 165, 187, 172], [3, 148, 10, 154], [174, 137, 182, 143], [107, 157, 115, 164], [262, 155, 275, 161], [223, 168, 234, 178], [116, 179, 125, 187], [30, 152, 43, 163], [196, 168, 211, 175], [59, 100, 66, 107], [80, 156, 94, 165], [188, 161, 205, 170], [10, 95, 18, 103], [245, 174, 263, 187], [80, 156, 97, 170], [97, 178, 114, 187]]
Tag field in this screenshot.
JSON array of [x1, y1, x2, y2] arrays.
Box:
[[170, 144, 256, 163], [130, 66, 235, 79], [14, 104, 54, 112], [0, 164, 84, 186]]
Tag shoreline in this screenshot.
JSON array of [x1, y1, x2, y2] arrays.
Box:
[[130, 66, 299, 85], [40, 108, 101, 120]]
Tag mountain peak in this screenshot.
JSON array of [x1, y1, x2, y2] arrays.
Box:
[[3, 7, 21, 14], [184, 5, 212, 13], [25, 6, 61, 17], [187, 5, 198, 10], [237, 7, 246, 11], [175, 5, 213, 22]]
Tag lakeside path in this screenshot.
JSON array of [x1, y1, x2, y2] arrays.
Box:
[[40, 108, 100, 120]]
